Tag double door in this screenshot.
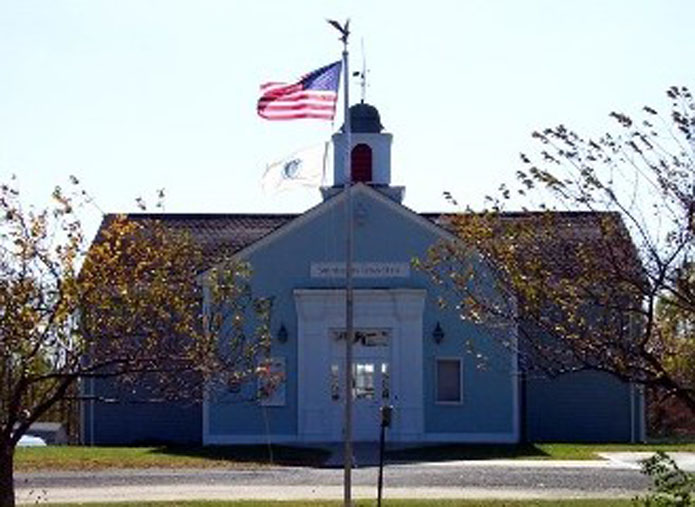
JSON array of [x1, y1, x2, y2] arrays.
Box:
[[330, 329, 391, 441]]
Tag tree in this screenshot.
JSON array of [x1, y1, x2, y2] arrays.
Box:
[[0, 178, 271, 507], [418, 86, 695, 417]]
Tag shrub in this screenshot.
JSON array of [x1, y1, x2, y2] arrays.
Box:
[[636, 451, 695, 506]]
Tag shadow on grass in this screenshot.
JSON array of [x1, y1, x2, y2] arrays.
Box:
[[385, 443, 549, 463], [147, 444, 331, 467], [143, 443, 548, 468]]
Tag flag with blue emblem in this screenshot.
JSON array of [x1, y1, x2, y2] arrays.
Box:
[[262, 142, 332, 193]]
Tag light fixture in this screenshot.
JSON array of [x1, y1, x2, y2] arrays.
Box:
[[432, 322, 445, 344], [277, 323, 288, 343]]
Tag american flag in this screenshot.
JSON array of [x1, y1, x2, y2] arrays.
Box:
[[257, 61, 342, 121]]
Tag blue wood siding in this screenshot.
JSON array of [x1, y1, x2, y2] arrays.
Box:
[[84, 188, 642, 444], [83, 379, 202, 445], [525, 370, 634, 442], [207, 188, 517, 441], [87, 401, 202, 445]]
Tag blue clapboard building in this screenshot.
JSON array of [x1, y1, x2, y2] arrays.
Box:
[[82, 103, 645, 445]]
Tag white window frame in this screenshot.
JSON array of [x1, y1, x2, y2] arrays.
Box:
[[257, 357, 286, 407], [435, 357, 463, 405]]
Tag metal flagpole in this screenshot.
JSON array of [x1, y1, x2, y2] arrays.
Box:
[[328, 17, 353, 507], [341, 28, 354, 507]]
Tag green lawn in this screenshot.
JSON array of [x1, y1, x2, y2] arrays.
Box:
[[14, 441, 695, 472], [386, 442, 695, 462], [536, 442, 695, 460], [14, 444, 329, 472], [41, 501, 635, 507]]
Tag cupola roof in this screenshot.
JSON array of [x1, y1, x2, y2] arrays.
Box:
[[342, 102, 384, 133]]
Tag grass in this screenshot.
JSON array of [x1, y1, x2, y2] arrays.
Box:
[[536, 442, 695, 460], [14, 444, 330, 472], [386, 441, 695, 462], [13, 441, 695, 472], [42, 501, 636, 507]]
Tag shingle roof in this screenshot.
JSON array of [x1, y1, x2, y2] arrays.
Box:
[[99, 210, 631, 269], [423, 210, 642, 285], [420, 210, 621, 235], [102, 213, 298, 266]]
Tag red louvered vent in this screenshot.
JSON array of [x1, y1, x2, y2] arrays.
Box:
[[351, 144, 372, 183]]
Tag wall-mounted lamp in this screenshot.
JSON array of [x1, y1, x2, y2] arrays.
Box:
[[277, 323, 288, 343], [432, 322, 445, 344]]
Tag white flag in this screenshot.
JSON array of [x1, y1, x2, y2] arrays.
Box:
[[262, 142, 332, 194]]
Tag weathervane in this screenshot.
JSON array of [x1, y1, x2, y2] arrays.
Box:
[[353, 38, 369, 103], [327, 18, 350, 46]]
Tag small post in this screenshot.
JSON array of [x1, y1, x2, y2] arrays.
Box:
[[377, 404, 393, 507]]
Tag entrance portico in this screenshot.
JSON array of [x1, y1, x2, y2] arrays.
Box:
[[294, 288, 426, 443]]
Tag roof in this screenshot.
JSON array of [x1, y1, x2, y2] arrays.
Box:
[[421, 210, 623, 234], [97, 209, 628, 268], [341, 102, 384, 133], [99, 213, 297, 266]]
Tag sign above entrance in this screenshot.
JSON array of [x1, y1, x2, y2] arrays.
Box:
[[332, 329, 391, 346], [310, 262, 410, 279]]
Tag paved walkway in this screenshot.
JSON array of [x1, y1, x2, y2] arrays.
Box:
[[599, 451, 695, 471], [324, 444, 695, 471], [15, 451, 695, 504]]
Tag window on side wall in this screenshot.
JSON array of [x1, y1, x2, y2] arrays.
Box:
[[436, 358, 462, 404]]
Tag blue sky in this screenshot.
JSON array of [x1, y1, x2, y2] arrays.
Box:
[[2, 1, 695, 235]]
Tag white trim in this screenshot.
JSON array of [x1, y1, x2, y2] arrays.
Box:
[[294, 288, 427, 442], [202, 388, 210, 445], [205, 432, 519, 445], [435, 357, 463, 405], [89, 377, 95, 445], [423, 432, 519, 443], [206, 433, 299, 445], [630, 382, 636, 443], [629, 382, 647, 443], [296, 308, 306, 442], [638, 384, 646, 442], [510, 296, 520, 443], [231, 190, 345, 262], [332, 131, 393, 186], [78, 379, 85, 445], [204, 184, 459, 271], [355, 184, 460, 244]]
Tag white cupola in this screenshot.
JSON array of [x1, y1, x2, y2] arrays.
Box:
[[322, 102, 404, 203]]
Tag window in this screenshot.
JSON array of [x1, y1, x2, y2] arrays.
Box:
[[381, 363, 390, 400], [436, 358, 462, 404], [330, 363, 340, 400], [353, 362, 375, 399], [258, 357, 286, 406]]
